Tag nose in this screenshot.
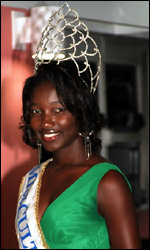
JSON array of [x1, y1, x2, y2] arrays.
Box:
[[41, 114, 55, 129]]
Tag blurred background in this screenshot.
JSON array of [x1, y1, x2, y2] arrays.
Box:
[[1, 1, 149, 249]]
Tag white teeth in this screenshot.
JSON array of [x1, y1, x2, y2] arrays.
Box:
[[44, 133, 59, 138]]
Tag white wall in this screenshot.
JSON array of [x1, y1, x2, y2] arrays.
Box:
[[1, 1, 149, 27]]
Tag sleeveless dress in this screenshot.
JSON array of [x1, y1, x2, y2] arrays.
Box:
[[15, 159, 132, 249]]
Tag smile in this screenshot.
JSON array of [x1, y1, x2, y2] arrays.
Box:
[[41, 133, 61, 142]]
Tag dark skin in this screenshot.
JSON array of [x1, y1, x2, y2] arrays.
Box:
[[30, 81, 141, 249]]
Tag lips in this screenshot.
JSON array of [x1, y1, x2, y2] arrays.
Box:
[[41, 131, 61, 142]]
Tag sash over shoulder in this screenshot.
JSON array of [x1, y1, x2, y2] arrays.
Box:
[[15, 159, 52, 249]]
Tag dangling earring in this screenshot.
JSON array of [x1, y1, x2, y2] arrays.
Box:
[[37, 140, 42, 164], [78, 130, 93, 160]]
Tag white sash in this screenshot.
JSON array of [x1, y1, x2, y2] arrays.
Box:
[[15, 159, 52, 249]]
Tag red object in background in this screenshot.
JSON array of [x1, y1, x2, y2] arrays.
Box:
[[1, 6, 38, 249]]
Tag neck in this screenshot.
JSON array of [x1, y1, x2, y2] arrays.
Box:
[[52, 139, 87, 167]]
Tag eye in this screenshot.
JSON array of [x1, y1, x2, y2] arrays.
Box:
[[53, 107, 67, 113], [30, 109, 41, 114]]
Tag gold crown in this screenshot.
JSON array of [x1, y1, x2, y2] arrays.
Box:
[[34, 2, 101, 94]]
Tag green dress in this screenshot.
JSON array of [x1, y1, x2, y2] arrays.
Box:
[[40, 162, 132, 249]]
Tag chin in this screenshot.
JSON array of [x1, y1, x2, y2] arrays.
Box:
[[42, 141, 63, 153]]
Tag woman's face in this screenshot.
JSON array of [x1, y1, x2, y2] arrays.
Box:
[[30, 81, 80, 153]]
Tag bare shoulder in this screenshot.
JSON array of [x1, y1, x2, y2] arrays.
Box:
[[97, 170, 132, 212], [97, 170, 141, 249], [98, 169, 131, 192]]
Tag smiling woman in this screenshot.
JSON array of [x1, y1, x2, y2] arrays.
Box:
[[15, 2, 141, 249], [16, 61, 141, 249], [19, 61, 102, 153]]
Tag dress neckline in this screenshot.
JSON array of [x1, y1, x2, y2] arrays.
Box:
[[38, 159, 109, 221]]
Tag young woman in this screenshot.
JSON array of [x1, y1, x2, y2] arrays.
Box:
[[15, 61, 141, 249], [15, 2, 141, 248]]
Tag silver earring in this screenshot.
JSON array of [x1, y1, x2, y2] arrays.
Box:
[[37, 140, 42, 164], [79, 130, 93, 160]]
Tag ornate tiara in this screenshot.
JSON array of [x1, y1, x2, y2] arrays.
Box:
[[34, 2, 101, 94]]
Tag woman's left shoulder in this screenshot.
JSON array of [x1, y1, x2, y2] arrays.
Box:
[[91, 153, 131, 190], [96, 162, 141, 248], [98, 168, 132, 197], [97, 169, 133, 216]]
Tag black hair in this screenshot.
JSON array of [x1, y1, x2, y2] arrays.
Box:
[[19, 60, 102, 152]]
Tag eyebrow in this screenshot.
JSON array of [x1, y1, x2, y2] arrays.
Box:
[[30, 102, 38, 106], [30, 101, 61, 106]]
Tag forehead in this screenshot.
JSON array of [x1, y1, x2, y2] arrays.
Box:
[[30, 81, 59, 101]]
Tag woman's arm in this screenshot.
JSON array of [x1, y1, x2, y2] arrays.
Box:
[[97, 170, 142, 249]]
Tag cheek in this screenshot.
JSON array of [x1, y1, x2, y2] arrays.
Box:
[[59, 115, 78, 132], [30, 117, 40, 131]]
